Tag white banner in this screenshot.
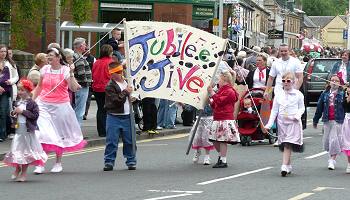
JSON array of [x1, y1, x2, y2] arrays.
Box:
[[124, 21, 227, 109]]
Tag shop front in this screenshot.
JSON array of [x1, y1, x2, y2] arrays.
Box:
[[192, 6, 214, 33]]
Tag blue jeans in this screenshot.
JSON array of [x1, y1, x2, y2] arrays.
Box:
[[0, 94, 9, 140], [104, 114, 136, 167], [157, 99, 177, 128], [74, 86, 89, 126]]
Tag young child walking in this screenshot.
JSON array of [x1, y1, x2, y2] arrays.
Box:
[[265, 72, 305, 177], [207, 71, 239, 168], [3, 79, 47, 182], [191, 104, 214, 165], [313, 75, 345, 170], [341, 86, 350, 173]]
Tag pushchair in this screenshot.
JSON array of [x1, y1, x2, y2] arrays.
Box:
[[236, 88, 277, 146]]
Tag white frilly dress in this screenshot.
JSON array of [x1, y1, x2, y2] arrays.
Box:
[[3, 100, 47, 167], [265, 89, 305, 152], [35, 65, 87, 155]]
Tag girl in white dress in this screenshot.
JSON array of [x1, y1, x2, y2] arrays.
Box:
[[3, 79, 47, 182], [265, 72, 305, 177]]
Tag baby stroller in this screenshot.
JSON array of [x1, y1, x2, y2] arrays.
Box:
[[236, 88, 277, 146]]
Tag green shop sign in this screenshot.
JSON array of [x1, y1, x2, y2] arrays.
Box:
[[193, 6, 214, 18]]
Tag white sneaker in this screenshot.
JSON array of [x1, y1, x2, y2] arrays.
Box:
[[281, 165, 288, 177], [156, 126, 163, 130], [50, 163, 63, 173], [287, 165, 292, 174], [203, 156, 211, 165], [346, 164, 350, 174], [192, 151, 201, 163], [328, 159, 336, 170], [33, 166, 45, 174], [273, 141, 279, 147]]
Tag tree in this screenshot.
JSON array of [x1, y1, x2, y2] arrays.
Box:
[[301, 0, 347, 16], [0, 0, 92, 49]]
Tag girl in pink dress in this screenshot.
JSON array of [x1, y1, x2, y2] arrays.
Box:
[[265, 72, 305, 177], [3, 79, 47, 182], [190, 104, 214, 165], [32, 48, 86, 174]]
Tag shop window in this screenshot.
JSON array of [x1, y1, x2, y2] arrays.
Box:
[[0, 22, 10, 46]]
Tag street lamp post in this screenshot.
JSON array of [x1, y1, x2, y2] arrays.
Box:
[[219, 0, 224, 38], [282, 18, 286, 43]]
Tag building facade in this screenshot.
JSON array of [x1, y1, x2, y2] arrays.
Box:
[[264, 0, 302, 48], [250, 0, 270, 47], [4, 0, 306, 53], [7, 0, 223, 54]]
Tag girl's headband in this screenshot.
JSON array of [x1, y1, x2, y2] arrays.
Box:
[[20, 79, 34, 92], [109, 65, 123, 75], [50, 48, 60, 55]]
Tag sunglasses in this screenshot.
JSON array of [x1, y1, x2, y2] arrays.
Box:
[[282, 79, 292, 83]]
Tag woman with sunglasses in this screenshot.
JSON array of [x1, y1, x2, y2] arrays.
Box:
[[313, 75, 345, 171], [265, 72, 305, 177]]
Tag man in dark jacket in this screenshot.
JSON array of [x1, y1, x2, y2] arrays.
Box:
[[107, 28, 124, 61]]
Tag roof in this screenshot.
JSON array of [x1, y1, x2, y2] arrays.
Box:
[[309, 15, 347, 28], [303, 15, 317, 28], [339, 15, 347, 22], [309, 16, 334, 28]]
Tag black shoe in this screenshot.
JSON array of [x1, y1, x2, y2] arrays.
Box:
[[212, 156, 221, 168], [128, 165, 136, 170], [214, 162, 228, 168], [281, 170, 287, 177], [83, 115, 87, 120], [212, 158, 227, 168], [103, 164, 113, 171]]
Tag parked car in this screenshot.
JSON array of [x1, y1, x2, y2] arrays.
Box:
[[303, 58, 341, 106]]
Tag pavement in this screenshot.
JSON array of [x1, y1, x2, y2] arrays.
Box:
[[0, 100, 192, 161]]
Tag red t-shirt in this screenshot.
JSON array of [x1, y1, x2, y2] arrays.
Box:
[[328, 105, 335, 120]]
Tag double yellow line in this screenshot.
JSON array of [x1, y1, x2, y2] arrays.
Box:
[[0, 133, 189, 168]]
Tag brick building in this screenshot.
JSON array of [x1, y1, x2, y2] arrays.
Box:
[[3, 0, 227, 55]]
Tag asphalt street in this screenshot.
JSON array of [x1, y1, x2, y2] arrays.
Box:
[[0, 108, 349, 200]]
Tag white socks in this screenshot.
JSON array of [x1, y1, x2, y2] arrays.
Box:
[[220, 157, 227, 163]]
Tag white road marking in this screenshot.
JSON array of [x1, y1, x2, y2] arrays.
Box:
[[312, 187, 345, 192], [303, 137, 312, 140], [148, 190, 202, 194], [288, 193, 314, 200], [304, 151, 328, 159], [196, 167, 273, 185], [144, 193, 192, 200]]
